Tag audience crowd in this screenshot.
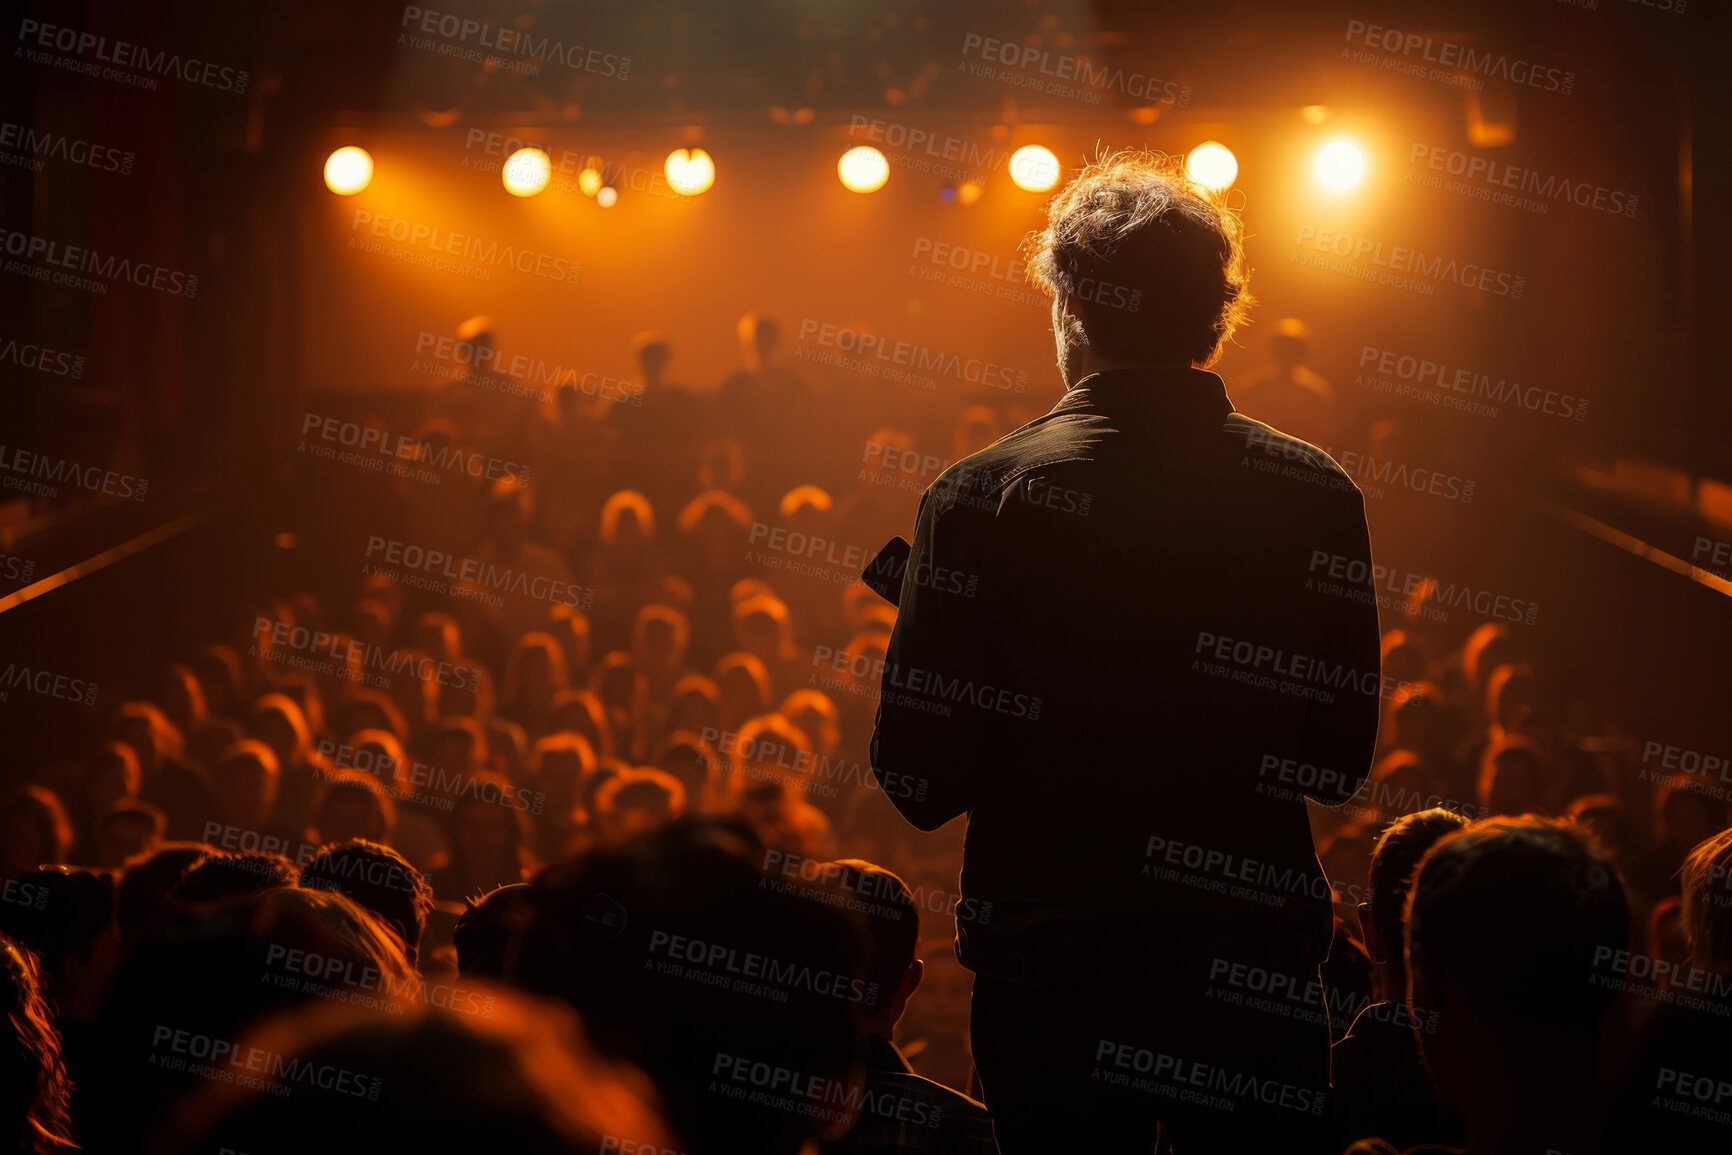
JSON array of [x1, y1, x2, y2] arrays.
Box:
[[1, 315, 1728, 1154]]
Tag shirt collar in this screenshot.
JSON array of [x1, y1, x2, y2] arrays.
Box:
[[1050, 366, 1235, 425]]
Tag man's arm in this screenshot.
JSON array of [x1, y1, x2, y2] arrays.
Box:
[[868, 490, 991, 831], [1299, 487, 1384, 805]]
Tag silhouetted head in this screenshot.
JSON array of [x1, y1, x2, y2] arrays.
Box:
[[1360, 808, 1470, 999], [1406, 818, 1628, 1115], [0, 789, 72, 880], [1027, 149, 1252, 381], [301, 839, 432, 964], [826, 859, 922, 1037], [1269, 317, 1312, 367], [453, 883, 536, 977], [172, 851, 299, 903], [90, 886, 414, 1153], [633, 330, 672, 383], [175, 984, 671, 1155], [1680, 827, 1732, 973], [514, 818, 867, 1155]]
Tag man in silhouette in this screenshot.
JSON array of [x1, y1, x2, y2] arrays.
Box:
[[1233, 318, 1341, 449], [869, 151, 1383, 1153]]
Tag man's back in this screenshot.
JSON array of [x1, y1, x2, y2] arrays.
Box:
[[871, 366, 1383, 981]]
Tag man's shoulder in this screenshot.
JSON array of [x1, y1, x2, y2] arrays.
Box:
[[1226, 412, 1359, 490], [924, 409, 1107, 515], [868, 1065, 994, 1128]]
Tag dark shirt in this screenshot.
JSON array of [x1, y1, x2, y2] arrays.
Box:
[[1328, 1001, 1463, 1152], [819, 1034, 996, 1155], [1607, 990, 1732, 1155], [869, 367, 1382, 982]]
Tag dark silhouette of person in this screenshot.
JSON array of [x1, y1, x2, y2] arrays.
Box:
[[300, 838, 433, 965], [0, 868, 117, 1145], [81, 886, 415, 1154], [511, 817, 868, 1155], [868, 151, 1382, 1154], [1609, 825, 1732, 1155], [1328, 808, 1468, 1151], [452, 882, 535, 977], [1232, 318, 1340, 450], [817, 859, 996, 1155], [172, 984, 673, 1155], [1403, 818, 1628, 1155]]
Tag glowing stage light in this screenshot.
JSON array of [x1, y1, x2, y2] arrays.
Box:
[[1314, 141, 1365, 189], [837, 146, 889, 193], [578, 167, 603, 197], [1184, 141, 1238, 193], [665, 148, 715, 196], [956, 181, 983, 205], [596, 187, 618, 208], [323, 146, 373, 195], [1009, 145, 1061, 191], [503, 148, 552, 197]]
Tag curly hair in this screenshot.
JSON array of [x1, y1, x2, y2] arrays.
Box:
[[0, 934, 73, 1153], [1024, 149, 1253, 367]]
